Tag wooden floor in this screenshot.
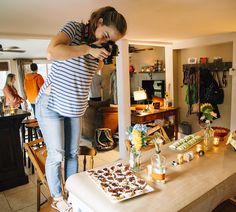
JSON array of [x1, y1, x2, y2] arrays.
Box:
[[40, 198, 57, 212], [0, 138, 120, 212]]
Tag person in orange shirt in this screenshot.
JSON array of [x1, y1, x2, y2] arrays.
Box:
[[24, 63, 44, 114], [3, 73, 24, 108]]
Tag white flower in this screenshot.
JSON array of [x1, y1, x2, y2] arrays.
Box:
[[210, 111, 217, 118], [200, 115, 205, 121]]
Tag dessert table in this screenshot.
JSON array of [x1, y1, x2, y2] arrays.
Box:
[[66, 137, 236, 212]]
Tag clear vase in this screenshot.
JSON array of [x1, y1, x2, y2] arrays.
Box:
[[151, 153, 166, 183], [203, 125, 214, 151], [129, 148, 141, 172]]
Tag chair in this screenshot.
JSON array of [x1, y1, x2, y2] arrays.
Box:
[[147, 125, 171, 144], [24, 138, 97, 212], [24, 138, 50, 212], [25, 121, 43, 174], [78, 145, 97, 171]]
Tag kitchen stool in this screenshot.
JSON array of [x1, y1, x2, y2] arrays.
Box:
[[21, 118, 37, 166], [25, 121, 42, 174]]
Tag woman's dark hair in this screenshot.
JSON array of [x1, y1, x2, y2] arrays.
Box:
[[89, 6, 127, 43], [30, 63, 38, 71]]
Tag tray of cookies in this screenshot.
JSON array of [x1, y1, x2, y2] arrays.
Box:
[[169, 134, 203, 152], [86, 162, 154, 203]]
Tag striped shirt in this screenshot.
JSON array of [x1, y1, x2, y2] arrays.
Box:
[[36, 21, 99, 117]]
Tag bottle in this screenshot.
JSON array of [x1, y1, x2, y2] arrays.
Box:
[[151, 152, 166, 183], [164, 91, 169, 108]]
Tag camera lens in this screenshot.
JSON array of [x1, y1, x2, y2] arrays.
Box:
[[104, 56, 113, 65], [101, 42, 119, 64]]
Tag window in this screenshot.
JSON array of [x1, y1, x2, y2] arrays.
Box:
[[0, 71, 9, 96], [0, 61, 10, 96], [31, 60, 52, 80], [37, 63, 52, 80]]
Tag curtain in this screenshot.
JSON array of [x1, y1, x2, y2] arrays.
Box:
[[16, 59, 32, 99]]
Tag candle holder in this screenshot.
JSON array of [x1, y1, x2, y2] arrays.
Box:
[[147, 164, 152, 181], [213, 137, 220, 146], [196, 144, 205, 156], [177, 154, 184, 164], [196, 144, 203, 152], [10, 106, 15, 114]]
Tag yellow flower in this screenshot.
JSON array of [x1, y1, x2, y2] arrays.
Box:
[[200, 103, 213, 112], [132, 129, 142, 151], [200, 102, 217, 123]]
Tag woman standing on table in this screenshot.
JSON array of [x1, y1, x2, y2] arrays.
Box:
[[36, 6, 127, 212]]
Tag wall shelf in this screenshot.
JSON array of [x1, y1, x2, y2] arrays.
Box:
[[183, 62, 232, 72]]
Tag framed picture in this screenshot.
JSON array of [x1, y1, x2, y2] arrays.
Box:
[[187, 57, 197, 64]]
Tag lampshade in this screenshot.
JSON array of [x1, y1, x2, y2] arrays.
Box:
[[133, 89, 147, 101]]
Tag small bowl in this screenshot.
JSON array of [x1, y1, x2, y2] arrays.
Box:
[[212, 127, 230, 139]]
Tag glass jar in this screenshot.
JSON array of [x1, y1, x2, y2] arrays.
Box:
[[204, 125, 214, 151], [151, 153, 166, 183], [129, 148, 141, 172]]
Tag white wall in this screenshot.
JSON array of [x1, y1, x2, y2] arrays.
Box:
[[175, 42, 233, 132], [230, 39, 236, 130], [130, 45, 165, 72], [130, 45, 166, 95]]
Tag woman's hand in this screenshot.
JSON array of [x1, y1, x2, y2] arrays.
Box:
[[88, 44, 110, 61]]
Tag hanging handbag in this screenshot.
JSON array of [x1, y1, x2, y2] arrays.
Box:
[[208, 70, 224, 104], [93, 128, 116, 151]]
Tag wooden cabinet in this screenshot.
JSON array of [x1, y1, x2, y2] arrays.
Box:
[[0, 109, 30, 191]]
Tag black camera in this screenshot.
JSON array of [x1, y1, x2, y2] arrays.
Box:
[[101, 41, 119, 65], [90, 41, 119, 65]]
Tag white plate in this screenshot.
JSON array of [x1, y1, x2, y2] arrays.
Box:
[[88, 175, 154, 203]]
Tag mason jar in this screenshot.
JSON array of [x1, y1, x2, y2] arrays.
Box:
[[151, 153, 166, 183]]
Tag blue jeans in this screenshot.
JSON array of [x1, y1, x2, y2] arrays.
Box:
[[36, 93, 81, 198]]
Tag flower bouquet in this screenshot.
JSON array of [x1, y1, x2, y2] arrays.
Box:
[[200, 103, 217, 124], [127, 124, 166, 172], [200, 103, 217, 150], [127, 124, 148, 171]]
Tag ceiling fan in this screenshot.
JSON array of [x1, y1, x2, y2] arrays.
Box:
[[129, 45, 154, 53], [0, 44, 26, 53]]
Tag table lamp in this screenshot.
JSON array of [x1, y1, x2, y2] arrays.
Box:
[[133, 88, 150, 114], [133, 89, 147, 102]]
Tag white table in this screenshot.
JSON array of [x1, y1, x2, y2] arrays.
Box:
[[66, 140, 236, 212]]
